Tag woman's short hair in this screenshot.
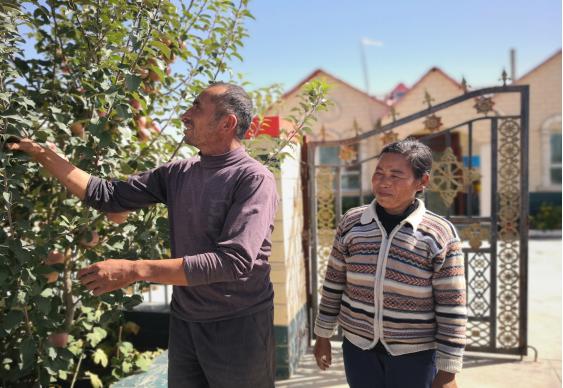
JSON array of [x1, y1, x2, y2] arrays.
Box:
[[378, 138, 433, 179]]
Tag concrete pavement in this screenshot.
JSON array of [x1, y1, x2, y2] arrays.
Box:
[[276, 239, 562, 388]]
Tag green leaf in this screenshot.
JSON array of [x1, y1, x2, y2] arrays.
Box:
[[125, 74, 142, 92], [36, 297, 51, 315], [92, 348, 108, 367], [118, 341, 134, 355], [20, 336, 36, 370], [135, 354, 153, 371], [2, 310, 23, 331], [86, 327, 107, 347], [121, 360, 132, 374], [40, 287, 55, 297], [2, 192, 10, 204], [150, 40, 171, 59], [85, 371, 103, 388], [48, 347, 57, 360]]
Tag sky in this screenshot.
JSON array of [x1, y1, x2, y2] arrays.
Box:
[[231, 0, 562, 98]]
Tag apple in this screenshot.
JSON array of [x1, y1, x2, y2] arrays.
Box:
[[151, 121, 161, 133], [48, 332, 69, 348], [136, 116, 148, 129], [106, 212, 130, 225], [79, 231, 99, 248], [141, 84, 157, 95], [130, 98, 141, 111], [148, 70, 161, 82], [97, 110, 107, 118], [165, 53, 176, 65], [138, 68, 149, 79], [69, 122, 85, 138], [44, 250, 66, 283], [138, 126, 151, 142]]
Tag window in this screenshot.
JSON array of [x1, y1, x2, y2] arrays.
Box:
[[317, 145, 361, 191], [541, 115, 561, 189], [550, 133, 561, 184]]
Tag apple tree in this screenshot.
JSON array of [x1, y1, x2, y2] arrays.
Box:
[[0, 1, 329, 386]]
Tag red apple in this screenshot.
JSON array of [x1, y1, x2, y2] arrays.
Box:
[[130, 98, 141, 111], [148, 70, 161, 82], [165, 53, 176, 64], [142, 84, 157, 95], [106, 212, 130, 225], [48, 332, 69, 348], [97, 110, 107, 118], [79, 231, 99, 248], [44, 250, 65, 283], [151, 121, 161, 133], [138, 126, 151, 142], [69, 122, 85, 138], [138, 68, 149, 79], [136, 116, 148, 129]]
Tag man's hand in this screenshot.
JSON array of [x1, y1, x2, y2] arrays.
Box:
[[78, 259, 139, 296], [432, 370, 458, 388], [5, 138, 44, 157], [313, 337, 332, 370], [5, 137, 91, 200]]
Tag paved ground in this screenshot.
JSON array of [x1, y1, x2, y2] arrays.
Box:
[[276, 239, 562, 388]]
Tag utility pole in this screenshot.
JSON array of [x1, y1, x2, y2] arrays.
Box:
[[360, 37, 383, 96]]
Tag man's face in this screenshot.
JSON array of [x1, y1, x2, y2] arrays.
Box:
[[180, 86, 226, 151], [371, 152, 426, 215]]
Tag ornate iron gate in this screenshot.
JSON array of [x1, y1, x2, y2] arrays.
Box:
[[307, 84, 529, 355]]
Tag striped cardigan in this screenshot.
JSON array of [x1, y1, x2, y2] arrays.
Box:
[[314, 199, 467, 373]]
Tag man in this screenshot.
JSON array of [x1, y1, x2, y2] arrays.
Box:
[[7, 83, 279, 388]]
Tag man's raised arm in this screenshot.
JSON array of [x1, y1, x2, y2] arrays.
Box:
[[6, 138, 91, 200]]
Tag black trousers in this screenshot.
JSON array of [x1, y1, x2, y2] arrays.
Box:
[[168, 308, 275, 388], [342, 337, 437, 388]]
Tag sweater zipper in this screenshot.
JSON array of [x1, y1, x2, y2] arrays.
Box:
[[372, 220, 406, 347]]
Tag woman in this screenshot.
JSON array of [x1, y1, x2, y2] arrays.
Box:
[[314, 139, 466, 388]]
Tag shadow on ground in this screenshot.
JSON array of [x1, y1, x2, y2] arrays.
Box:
[[276, 347, 348, 388]]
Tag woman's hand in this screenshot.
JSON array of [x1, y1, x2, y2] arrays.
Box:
[[313, 337, 332, 370], [432, 370, 458, 388]]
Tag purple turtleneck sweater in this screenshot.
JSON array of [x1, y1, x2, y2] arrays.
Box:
[[84, 146, 278, 322]]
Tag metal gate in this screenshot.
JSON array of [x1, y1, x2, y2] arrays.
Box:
[[307, 84, 529, 356]]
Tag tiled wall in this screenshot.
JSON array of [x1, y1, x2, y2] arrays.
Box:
[[270, 144, 310, 379]]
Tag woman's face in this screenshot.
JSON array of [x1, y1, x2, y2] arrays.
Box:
[[371, 153, 428, 215]]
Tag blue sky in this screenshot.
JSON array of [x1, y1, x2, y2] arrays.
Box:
[[231, 0, 562, 98]]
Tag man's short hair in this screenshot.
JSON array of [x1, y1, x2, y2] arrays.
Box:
[[378, 138, 433, 179], [208, 82, 253, 140]]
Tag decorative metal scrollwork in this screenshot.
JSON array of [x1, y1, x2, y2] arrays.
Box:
[[474, 96, 495, 115], [496, 118, 521, 348], [316, 167, 336, 296], [339, 145, 357, 163], [428, 147, 481, 207], [423, 114, 443, 132], [460, 223, 490, 250], [381, 130, 399, 145]]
